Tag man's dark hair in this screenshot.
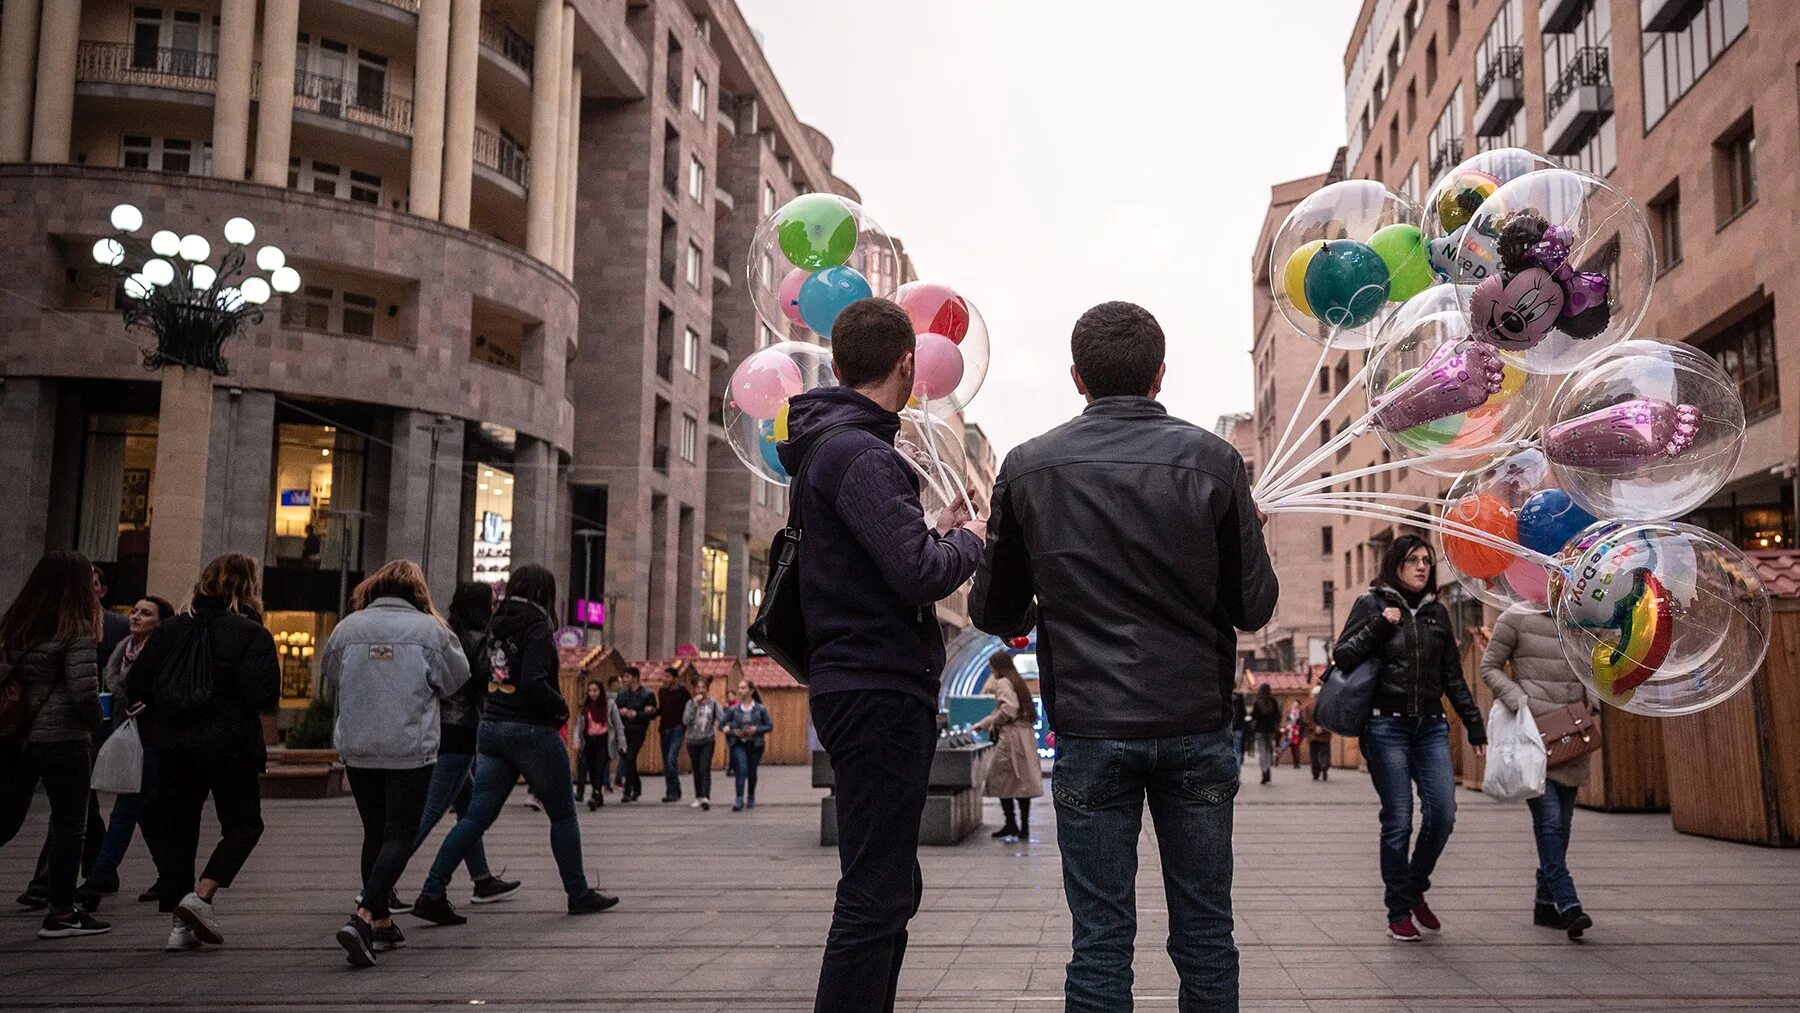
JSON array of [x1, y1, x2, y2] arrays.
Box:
[[830, 298, 915, 388], [1071, 301, 1165, 398], [624, 665, 641, 679]]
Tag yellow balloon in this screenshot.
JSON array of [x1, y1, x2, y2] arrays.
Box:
[[1283, 240, 1324, 319], [1482, 363, 1528, 409], [773, 400, 791, 442]]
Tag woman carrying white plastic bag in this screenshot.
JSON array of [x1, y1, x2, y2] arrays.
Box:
[[1480, 700, 1545, 803], [90, 717, 144, 796]]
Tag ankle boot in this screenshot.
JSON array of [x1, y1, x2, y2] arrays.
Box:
[[992, 800, 1018, 838], [1016, 798, 1031, 839]]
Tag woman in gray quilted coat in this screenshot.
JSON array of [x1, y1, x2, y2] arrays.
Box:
[[1480, 607, 1598, 941]]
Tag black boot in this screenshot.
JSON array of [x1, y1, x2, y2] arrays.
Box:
[[1556, 906, 1593, 939], [1533, 902, 1558, 927], [1016, 798, 1031, 840], [991, 799, 1019, 839]]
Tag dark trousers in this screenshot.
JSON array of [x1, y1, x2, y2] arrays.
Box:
[[1527, 781, 1581, 913], [1309, 741, 1331, 779], [413, 751, 491, 884], [660, 727, 686, 799], [29, 790, 103, 894], [688, 739, 715, 800], [810, 690, 937, 1013], [0, 741, 93, 911], [579, 737, 610, 798], [90, 745, 163, 886], [347, 765, 433, 920], [621, 729, 648, 799], [153, 749, 265, 912]]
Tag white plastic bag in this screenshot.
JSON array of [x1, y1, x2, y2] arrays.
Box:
[[1481, 701, 1546, 803], [90, 716, 144, 795]]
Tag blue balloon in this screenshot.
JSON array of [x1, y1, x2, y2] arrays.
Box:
[[757, 419, 787, 478], [798, 266, 872, 337], [1517, 489, 1597, 556]]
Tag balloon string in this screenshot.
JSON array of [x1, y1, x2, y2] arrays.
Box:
[[1267, 438, 1539, 501], [1264, 497, 1559, 568], [902, 451, 956, 515], [915, 403, 975, 519], [1258, 346, 1381, 495], [1254, 338, 1337, 496], [1280, 489, 1461, 508]]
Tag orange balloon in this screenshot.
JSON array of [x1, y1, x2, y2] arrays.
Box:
[[1443, 494, 1518, 580]]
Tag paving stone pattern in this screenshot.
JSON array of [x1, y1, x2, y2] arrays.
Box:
[[1, 762, 1796, 1011]]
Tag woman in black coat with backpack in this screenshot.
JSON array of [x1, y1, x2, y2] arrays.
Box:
[[128, 553, 279, 952], [1332, 534, 1486, 943]]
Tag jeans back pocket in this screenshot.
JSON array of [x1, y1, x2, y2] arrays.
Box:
[[1051, 738, 1124, 813]]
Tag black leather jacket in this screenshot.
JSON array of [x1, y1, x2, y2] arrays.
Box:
[[1332, 585, 1486, 745], [970, 397, 1278, 739]]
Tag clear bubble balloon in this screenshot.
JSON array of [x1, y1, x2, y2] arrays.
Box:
[[891, 281, 990, 416], [1551, 520, 1770, 716], [1458, 168, 1656, 374], [722, 341, 836, 485], [1544, 339, 1745, 521], [747, 194, 896, 342], [898, 409, 968, 527], [1367, 284, 1549, 478], [1269, 180, 1424, 349], [1438, 449, 1586, 611], [1421, 148, 1557, 257]]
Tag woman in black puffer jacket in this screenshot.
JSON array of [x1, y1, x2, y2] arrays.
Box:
[[128, 553, 278, 950], [1332, 534, 1485, 943]]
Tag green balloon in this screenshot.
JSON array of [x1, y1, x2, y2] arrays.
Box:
[[775, 194, 858, 270], [1302, 240, 1390, 330], [1369, 224, 1434, 302]]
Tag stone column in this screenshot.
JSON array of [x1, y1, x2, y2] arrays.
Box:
[[28, 0, 78, 163], [0, 378, 58, 606], [725, 531, 748, 657], [440, 0, 481, 228], [560, 62, 581, 276], [409, 0, 452, 219], [147, 368, 216, 602], [385, 410, 465, 607], [211, 0, 257, 180], [0, 0, 41, 162], [252, 0, 300, 187], [549, 10, 574, 272], [523, 0, 564, 261], [508, 436, 555, 575], [203, 388, 275, 562]]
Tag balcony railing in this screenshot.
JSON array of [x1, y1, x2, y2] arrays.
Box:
[[77, 42, 216, 93], [1475, 45, 1525, 137], [1429, 136, 1465, 181], [473, 127, 529, 190], [1547, 47, 1610, 121], [292, 69, 413, 135], [1476, 45, 1524, 102], [479, 13, 534, 78], [372, 0, 421, 11]]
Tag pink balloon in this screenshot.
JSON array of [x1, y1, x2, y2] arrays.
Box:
[[1504, 557, 1550, 606], [1545, 398, 1701, 472], [730, 350, 802, 420], [779, 268, 808, 325], [1372, 340, 1506, 433], [913, 333, 965, 401]]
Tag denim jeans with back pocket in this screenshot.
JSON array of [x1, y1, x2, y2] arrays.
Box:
[[1053, 729, 1239, 1013]]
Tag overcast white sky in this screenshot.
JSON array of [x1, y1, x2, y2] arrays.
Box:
[[737, 0, 1363, 455]]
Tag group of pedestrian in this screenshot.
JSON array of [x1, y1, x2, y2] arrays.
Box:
[[1240, 681, 1334, 786]]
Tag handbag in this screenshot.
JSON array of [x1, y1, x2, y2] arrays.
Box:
[[91, 715, 145, 794], [746, 423, 859, 684], [1536, 701, 1602, 768], [1311, 658, 1379, 737]]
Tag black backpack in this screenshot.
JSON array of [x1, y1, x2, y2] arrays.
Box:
[[154, 620, 215, 716], [746, 423, 857, 684]]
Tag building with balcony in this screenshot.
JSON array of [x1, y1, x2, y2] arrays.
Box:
[[1250, 0, 1796, 661]]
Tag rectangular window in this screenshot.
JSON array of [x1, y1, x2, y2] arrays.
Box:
[[1641, 0, 1750, 130], [122, 135, 208, 174], [686, 242, 704, 289], [1388, 115, 1400, 156], [762, 182, 777, 216], [1447, 0, 1460, 48], [1317, 367, 1330, 394], [1428, 84, 1465, 182], [1652, 186, 1682, 270], [688, 155, 706, 203], [1322, 580, 1335, 611], [760, 253, 774, 290], [1405, 80, 1417, 129], [680, 414, 698, 463], [1426, 38, 1438, 88], [682, 326, 700, 374], [289, 158, 381, 204], [1321, 527, 1334, 555], [1719, 123, 1757, 221], [340, 292, 377, 337], [282, 284, 378, 338], [287, 285, 332, 331], [1704, 304, 1779, 422], [662, 122, 681, 196], [758, 323, 775, 349], [691, 72, 708, 118]]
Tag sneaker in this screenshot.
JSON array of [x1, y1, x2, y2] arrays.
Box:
[[165, 918, 202, 951], [15, 890, 47, 911], [574, 789, 585, 802], [1533, 902, 1558, 927], [1558, 906, 1593, 940], [689, 799, 702, 809], [587, 797, 600, 812], [371, 922, 407, 952], [567, 889, 620, 915], [176, 892, 224, 945], [470, 876, 521, 905], [747, 799, 755, 809], [138, 881, 161, 903], [700, 798, 711, 812], [336, 917, 377, 968], [37, 909, 111, 939], [1411, 901, 1442, 934], [1387, 917, 1422, 942], [661, 795, 679, 803], [732, 800, 744, 812], [408, 894, 467, 926]]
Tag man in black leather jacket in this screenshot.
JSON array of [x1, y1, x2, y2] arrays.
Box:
[[971, 301, 1276, 1012]]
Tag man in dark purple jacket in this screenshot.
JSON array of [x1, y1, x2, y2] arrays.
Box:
[[776, 298, 983, 1013]]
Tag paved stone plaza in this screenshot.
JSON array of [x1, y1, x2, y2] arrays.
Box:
[[2, 762, 1797, 1011]]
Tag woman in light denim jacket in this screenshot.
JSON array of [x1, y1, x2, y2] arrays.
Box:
[[721, 680, 774, 811]]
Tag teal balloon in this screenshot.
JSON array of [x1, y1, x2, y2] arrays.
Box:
[[757, 419, 787, 478], [798, 266, 872, 337], [1303, 240, 1390, 330]]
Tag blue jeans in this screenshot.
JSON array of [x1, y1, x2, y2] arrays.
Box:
[[420, 722, 587, 901], [1527, 781, 1580, 913], [413, 751, 491, 884], [1361, 715, 1457, 923], [1231, 729, 1245, 769], [730, 741, 763, 804], [660, 727, 685, 799], [1053, 730, 1239, 1013], [89, 745, 162, 886]]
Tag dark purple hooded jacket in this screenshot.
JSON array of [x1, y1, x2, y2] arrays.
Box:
[[777, 387, 981, 705]]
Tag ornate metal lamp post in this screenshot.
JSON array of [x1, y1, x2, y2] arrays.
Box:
[[93, 203, 302, 596]]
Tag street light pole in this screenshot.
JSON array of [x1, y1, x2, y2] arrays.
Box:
[[330, 509, 369, 621], [417, 413, 456, 582], [575, 527, 603, 641]]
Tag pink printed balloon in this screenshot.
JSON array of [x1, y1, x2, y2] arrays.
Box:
[[913, 333, 965, 401], [893, 282, 971, 343], [778, 268, 808, 325], [1544, 398, 1701, 472], [730, 349, 803, 420], [1504, 557, 1550, 606], [1372, 340, 1506, 433]]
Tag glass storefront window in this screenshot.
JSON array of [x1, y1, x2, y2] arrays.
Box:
[[268, 610, 336, 704], [272, 423, 365, 570], [700, 543, 728, 654], [473, 466, 514, 585], [77, 413, 158, 567]]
